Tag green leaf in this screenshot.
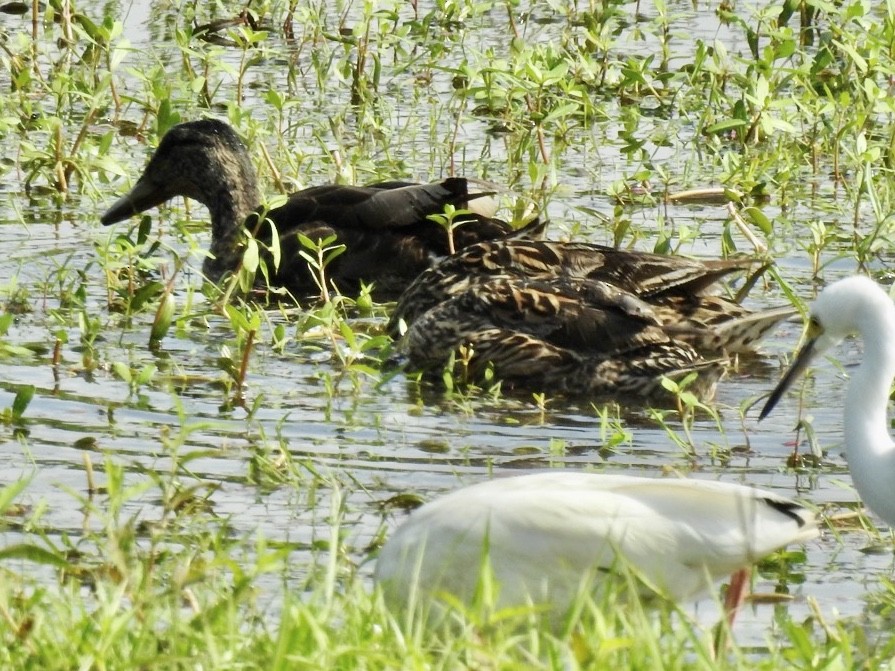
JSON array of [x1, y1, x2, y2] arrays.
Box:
[[225, 305, 251, 332], [72, 13, 101, 41], [136, 364, 157, 385], [112, 361, 132, 384], [0, 478, 30, 516], [753, 75, 769, 106], [542, 102, 580, 125], [11, 385, 33, 419], [833, 39, 867, 73], [131, 281, 165, 312], [339, 321, 357, 351], [765, 117, 796, 134], [150, 291, 175, 344], [266, 219, 281, 270], [243, 238, 260, 273], [323, 245, 346, 265], [298, 233, 338, 250], [705, 119, 748, 134], [742, 206, 773, 235], [0, 543, 69, 568], [156, 99, 181, 136], [660, 377, 678, 393], [264, 88, 285, 110]]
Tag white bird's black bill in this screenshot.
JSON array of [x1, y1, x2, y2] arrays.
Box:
[[759, 335, 820, 421]]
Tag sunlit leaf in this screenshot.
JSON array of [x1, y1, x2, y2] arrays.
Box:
[[0, 478, 30, 516], [11, 384, 33, 419], [705, 119, 748, 134], [112, 361, 132, 384], [0, 543, 68, 567]]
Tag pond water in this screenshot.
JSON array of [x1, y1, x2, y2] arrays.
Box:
[[0, 0, 891, 652]]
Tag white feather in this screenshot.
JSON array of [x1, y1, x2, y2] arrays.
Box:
[[375, 472, 817, 615]]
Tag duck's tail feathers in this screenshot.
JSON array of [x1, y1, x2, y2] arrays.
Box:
[[709, 305, 798, 354]]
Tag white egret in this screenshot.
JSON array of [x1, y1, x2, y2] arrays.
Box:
[[374, 472, 817, 620], [761, 274, 895, 525]]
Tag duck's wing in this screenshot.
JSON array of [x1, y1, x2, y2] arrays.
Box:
[[475, 278, 670, 349], [449, 329, 722, 398], [266, 177, 499, 232], [705, 304, 798, 354], [444, 240, 754, 295], [245, 220, 432, 299], [401, 278, 722, 398], [252, 178, 541, 297], [402, 278, 667, 363], [369, 177, 503, 219], [655, 297, 799, 354], [259, 224, 546, 301], [389, 240, 755, 333]]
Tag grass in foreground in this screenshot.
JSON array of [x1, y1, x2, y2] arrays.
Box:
[[0, 472, 890, 671]]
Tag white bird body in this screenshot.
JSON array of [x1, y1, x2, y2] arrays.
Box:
[[762, 275, 895, 526], [375, 472, 817, 615]]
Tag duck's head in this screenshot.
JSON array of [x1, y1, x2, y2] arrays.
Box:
[[760, 275, 892, 419], [101, 119, 258, 226]]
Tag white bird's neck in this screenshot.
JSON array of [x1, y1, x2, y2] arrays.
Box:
[[844, 304, 895, 526]]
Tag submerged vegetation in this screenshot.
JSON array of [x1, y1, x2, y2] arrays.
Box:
[[1, 0, 895, 667]]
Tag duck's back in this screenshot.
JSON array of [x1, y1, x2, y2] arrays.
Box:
[[252, 178, 541, 298], [389, 239, 753, 331]]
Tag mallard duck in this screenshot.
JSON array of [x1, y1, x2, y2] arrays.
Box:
[[389, 240, 794, 398], [402, 276, 725, 399], [101, 119, 541, 298], [375, 472, 818, 621], [390, 240, 794, 355], [761, 276, 895, 526]]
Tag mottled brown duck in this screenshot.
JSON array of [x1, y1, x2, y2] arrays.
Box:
[[401, 276, 726, 399], [101, 119, 541, 298], [389, 239, 795, 356]]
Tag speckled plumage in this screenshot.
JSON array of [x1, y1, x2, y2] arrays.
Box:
[[389, 239, 760, 330], [390, 240, 794, 399], [402, 277, 725, 399]]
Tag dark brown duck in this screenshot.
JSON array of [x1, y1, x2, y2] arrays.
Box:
[[101, 119, 540, 298]]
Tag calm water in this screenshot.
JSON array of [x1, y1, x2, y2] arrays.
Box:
[[0, 0, 890, 649]]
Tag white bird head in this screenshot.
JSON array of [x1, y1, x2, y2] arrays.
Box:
[[760, 275, 893, 420], [812, 275, 893, 341]]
